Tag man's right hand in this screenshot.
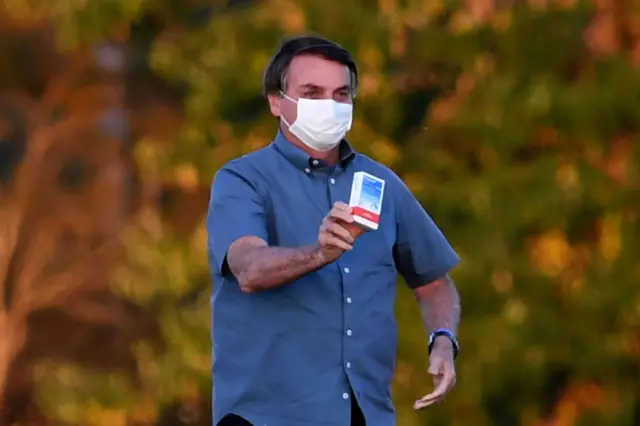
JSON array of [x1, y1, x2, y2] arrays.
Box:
[[318, 202, 360, 262]]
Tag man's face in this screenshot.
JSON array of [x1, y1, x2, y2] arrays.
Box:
[[268, 54, 352, 123]]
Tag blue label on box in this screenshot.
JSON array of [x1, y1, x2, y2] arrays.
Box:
[[359, 176, 383, 211]]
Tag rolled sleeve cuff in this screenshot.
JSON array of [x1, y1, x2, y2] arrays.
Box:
[[403, 252, 461, 289], [210, 231, 258, 276]]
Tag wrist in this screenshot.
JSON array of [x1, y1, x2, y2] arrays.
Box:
[[433, 335, 453, 349], [428, 328, 459, 359], [314, 243, 342, 264], [313, 243, 340, 265]]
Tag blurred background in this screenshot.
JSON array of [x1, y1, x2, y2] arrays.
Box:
[[0, 0, 639, 425]]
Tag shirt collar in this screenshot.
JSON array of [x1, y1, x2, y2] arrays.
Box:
[[273, 131, 356, 171]]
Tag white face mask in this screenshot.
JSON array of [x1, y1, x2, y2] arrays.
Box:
[[281, 94, 353, 152]]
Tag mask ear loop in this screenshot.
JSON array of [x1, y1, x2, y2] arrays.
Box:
[[278, 91, 296, 129], [278, 73, 298, 127], [279, 91, 297, 104], [280, 114, 292, 129]]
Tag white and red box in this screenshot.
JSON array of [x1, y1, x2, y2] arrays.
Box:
[[348, 171, 385, 231]]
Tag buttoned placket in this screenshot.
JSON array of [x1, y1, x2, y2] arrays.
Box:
[[306, 164, 354, 405], [341, 264, 354, 401], [326, 168, 357, 402]]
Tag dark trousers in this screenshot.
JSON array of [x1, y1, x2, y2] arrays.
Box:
[[217, 391, 366, 426]]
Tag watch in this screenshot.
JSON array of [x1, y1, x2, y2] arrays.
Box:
[[428, 328, 460, 359]]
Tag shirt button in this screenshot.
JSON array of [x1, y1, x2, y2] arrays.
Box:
[[342, 392, 349, 400], [304, 167, 310, 173], [330, 178, 336, 184], [312, 160, 319, 166], [346, 329, 352, 336], [344, 267, 350, 273], [346, 297, 352, 304], [346, 362, 352, 369]]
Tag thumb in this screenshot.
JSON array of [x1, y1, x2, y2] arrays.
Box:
[[428, 356, 443, 376]]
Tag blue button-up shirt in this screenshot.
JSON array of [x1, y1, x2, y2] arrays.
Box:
[[208, 132, 459, 426]]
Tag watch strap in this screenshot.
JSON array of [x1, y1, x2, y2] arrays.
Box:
[[428, 328, 459, 359]]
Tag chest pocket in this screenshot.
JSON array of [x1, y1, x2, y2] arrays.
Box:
[[261, 180, 327, 248], [349, 213, 396, 268]]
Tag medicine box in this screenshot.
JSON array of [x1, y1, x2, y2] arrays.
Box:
[[348, 171, 385, 231]]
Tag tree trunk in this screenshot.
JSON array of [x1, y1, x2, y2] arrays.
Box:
[[0, 315, 25, 422]]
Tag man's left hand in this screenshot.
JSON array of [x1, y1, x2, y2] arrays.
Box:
[[413, 338, 456, 410]]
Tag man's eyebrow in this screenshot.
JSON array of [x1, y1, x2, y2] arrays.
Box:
[[297, 83, 351, 92], [299, 83, 321, 89]]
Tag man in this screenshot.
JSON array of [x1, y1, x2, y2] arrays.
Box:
[[208, 35, 462, 426]]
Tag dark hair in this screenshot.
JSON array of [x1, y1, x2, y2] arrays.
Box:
[[263, 35, 358, 97]]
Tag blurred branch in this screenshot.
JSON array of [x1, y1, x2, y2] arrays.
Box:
[[13, 238, 121, 320], [40, 52, 94, 112], [63, 296, 130, 326], [0, 107, 55, 310], [1, 115, 94, 297]]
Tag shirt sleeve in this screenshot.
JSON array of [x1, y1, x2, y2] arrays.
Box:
[[393, 179, 460, 289], [207, 165, 268, 276]]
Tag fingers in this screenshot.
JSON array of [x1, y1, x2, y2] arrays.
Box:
[[330, 224, 355, 245], [328, 203, 354, 224], [318, 202, 357, 253], [320, 234, 353, 252], [413, 379, 447, 409], [414, 361, 456, 410], [332, 201, 350, 211], [322, 236, 352, 252], [319, 219, 354, 250]]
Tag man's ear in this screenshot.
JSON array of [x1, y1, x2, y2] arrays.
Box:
[[267, 94, 281, 117]]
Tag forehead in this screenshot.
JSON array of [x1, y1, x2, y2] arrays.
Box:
[[287, 54, 349, 88]]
